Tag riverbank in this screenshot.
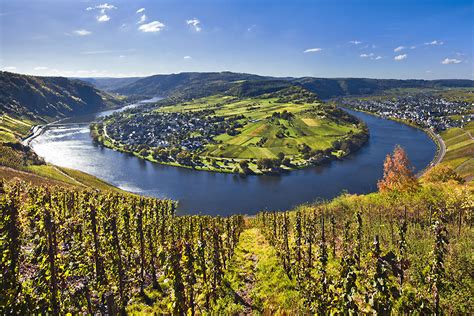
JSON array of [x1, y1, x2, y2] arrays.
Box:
[[20, 100, 135, 147], [21, 118, 66, 147], [339, 106, 445, 177]]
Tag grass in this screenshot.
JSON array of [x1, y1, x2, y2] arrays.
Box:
[[216, 226, 303, 314], [126, 225, 303, 315], [157, 95, 358, 161], [21, 164, 125, 192], [0, 166, 76, 187], [0, 114, 33, 138], [439, 121, 474, 181], [26, 165, 81, 185], [58, 166, 125, 192]]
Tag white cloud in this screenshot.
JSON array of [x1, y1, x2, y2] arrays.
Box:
[[136, 8, 145, 14], [394, 46, 405, 52], [360, 53, 382, 60], [394, 54, 408, 61], [425, 40, 444, 46], [186, 18, 202, 32], [137, 14, 147, 24], [349, 40, 362, 45], [97, 14, 110, 22], [410, 45, 416, 49], [303, 48, 322, 53], [86, 3, 117, 13], [441, 58, 462, 64], [184, 56, 192, 59], [87, 3, 116, 22], [3, 66, 16, 71], [34, 66, 48, 70], [73, 29, 92, 36], [138, 21, 165, 33]]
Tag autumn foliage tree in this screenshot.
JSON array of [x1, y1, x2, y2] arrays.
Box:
[[378, 145, 418, 193]]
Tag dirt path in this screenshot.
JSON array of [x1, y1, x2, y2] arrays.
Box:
[[467, 131, 473, 140], [52, 166, 86, 187], [222, 227, 301, 315]]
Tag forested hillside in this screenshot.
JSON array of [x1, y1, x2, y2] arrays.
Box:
[[83, 71, 474, 101], [0, 71, 127, 188], [111, 72, 270, 100], [0, 72, 123, 122], [293, 77, 474, 99]]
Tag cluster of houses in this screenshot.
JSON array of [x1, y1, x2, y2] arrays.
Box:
[[340, 95, 473, 132], [104, 110, 238, 152]]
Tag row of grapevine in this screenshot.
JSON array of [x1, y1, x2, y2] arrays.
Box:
[[256, 201, 471, 314], [0, 180, 244, 314]]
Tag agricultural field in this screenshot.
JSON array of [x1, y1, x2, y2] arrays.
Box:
[[439, 121, 474, 181], [96, 90, 368, 175], [0, 114, 33, 140]]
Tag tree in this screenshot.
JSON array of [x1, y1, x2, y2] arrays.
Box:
[[238, 160, 251, 174], [256, 158, 275, 170], [277, 152, 285, 164], [176, 150, 192, 165], [138, 147, 149, 157], [378, 145, 418, 193]]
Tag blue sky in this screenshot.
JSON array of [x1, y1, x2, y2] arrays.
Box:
[[0, 0, 472, 79]]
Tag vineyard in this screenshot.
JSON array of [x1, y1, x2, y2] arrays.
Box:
[[255, 186, 473, 314], [0, 180, 244, 314], [1, 155, 473, 314], [1, 175, 472, 314]]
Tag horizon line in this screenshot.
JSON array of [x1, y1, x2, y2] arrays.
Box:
[[2, 70, 473, 82]]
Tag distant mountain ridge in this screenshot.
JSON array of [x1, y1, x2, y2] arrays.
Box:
[[81, 72, 474, 100], [78, 77, 142, 92], [293, 77, 474, 99], [0, 71, 123, 122], [112, 72, 273, 100]]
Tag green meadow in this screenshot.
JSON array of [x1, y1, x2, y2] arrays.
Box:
[[155, 95, 362, 164]]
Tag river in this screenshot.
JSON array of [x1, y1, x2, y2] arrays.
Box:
[[30, 102, 436, 215]]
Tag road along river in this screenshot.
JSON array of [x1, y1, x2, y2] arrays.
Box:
[[30, 103, 437, 215]]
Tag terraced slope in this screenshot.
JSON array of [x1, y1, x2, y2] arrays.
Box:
[[440, 121, 474, 181]]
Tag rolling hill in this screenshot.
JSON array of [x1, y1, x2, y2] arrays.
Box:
[[0, 71, 124, 122], [80, 71, 474, 100]]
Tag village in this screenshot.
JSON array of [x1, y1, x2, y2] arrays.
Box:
[[103, 109, 243, 152], [338, 94, 473, 132]]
